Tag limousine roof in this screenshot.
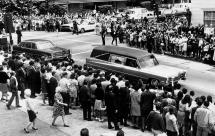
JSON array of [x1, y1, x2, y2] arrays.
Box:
[[92, 46, 150, 59]]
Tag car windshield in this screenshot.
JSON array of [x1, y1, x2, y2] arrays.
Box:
[[138, 55, 159, 68], [36, 41, 54, 50]]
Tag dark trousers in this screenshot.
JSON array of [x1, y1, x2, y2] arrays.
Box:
[[48, 94, 55, 106], [30, 84, 36, 97], [112, 36, 118, 45], [61, 92, 70, 114], [107, 111, 119, 129], [19, 83, 25, 98], [101, 33, 106, 45], [82, 102, 91, 120], [7, 91, 19, 107], [17, 36, 21, 44], [167, 130, 178, 136]]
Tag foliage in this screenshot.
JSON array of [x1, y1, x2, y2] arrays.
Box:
[[0, 0, 66, 16]]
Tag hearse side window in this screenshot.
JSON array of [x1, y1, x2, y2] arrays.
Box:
[[125, 58, 139, 68], [19, 42, 25, 47], [94, 53, 110, 61], [31, 43, 37, 49], [110, 55, 126, 65], [24, 43, 32, 49]]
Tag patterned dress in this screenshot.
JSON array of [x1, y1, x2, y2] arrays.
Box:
[[53, 92, 65, 118]]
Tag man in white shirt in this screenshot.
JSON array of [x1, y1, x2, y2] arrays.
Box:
[[58, 72, 71, 115]]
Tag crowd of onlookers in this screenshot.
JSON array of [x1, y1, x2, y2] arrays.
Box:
[[98, 12, 215, 65], [1, 50, 215, 136]]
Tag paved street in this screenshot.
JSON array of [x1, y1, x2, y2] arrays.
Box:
[[1, 31, 215, 136], [14, 31, 215, 98]]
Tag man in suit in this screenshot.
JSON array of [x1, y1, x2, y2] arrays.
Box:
[[118, 81, 131, 127], [7, 71, 21, 109], [79, 80, 92, 121], [28, 61, 37, 98], [47, 71, 58, 106], [105, 78, 121, 130], [16, 63, 27, 99]]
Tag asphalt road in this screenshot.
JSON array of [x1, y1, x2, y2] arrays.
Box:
[[15, 31, 215, 99]]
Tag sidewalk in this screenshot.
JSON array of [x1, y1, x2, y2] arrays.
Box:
[[0, 101, 70, 136], [0, 93, 153, 136]]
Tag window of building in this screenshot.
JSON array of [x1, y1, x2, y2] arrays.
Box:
[[204, 11, 215, 27]]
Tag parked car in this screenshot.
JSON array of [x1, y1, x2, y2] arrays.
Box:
[[86, 46, 186, 86], [78, 20, 96, 33], [13, 39, 71, 61], [61, 23, 74, 32], [60, 20, 96, 33]]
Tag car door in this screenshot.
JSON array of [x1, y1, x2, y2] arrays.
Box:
[[108, 54, 126, 75], [88, 21, 95, 31], [122, 57, 143, 79]]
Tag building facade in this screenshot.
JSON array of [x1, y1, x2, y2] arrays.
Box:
[[55, 0, 129, 13], [190, 0, 215, 27]]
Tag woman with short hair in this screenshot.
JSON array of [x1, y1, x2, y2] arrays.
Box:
[[51, 86, 69, 127]]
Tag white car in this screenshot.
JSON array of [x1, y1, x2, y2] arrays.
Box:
[[78, 20, 96, 33], [61, 23, 74, 32]]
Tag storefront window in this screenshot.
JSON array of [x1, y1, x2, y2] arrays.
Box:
[[204, 11, 215, 27]]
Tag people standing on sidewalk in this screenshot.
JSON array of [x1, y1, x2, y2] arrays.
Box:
[[24, 90, 38, 133], [27, 61, 37, 98], [79, 80, 92, 121], [146, 103, 166, 136], [118, 81, 131, 127], [94, 81, 105, 122], [130, 84, 141, 129], [16, 63, 26, 99], [51, 86, 69, 127], [105, 78, 121, 130], [194, 101, 213, 136], [58, 72, 71, 115], [47, 71, 58, 106], [0, 66, 9, 101], [6, 71, 21, 109], [165, 107, 179, 136], [140, 84, 156, 132]]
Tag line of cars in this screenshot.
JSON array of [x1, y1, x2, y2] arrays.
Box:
[[12, 39, 186, 87], [61, 19, 96, 33]]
